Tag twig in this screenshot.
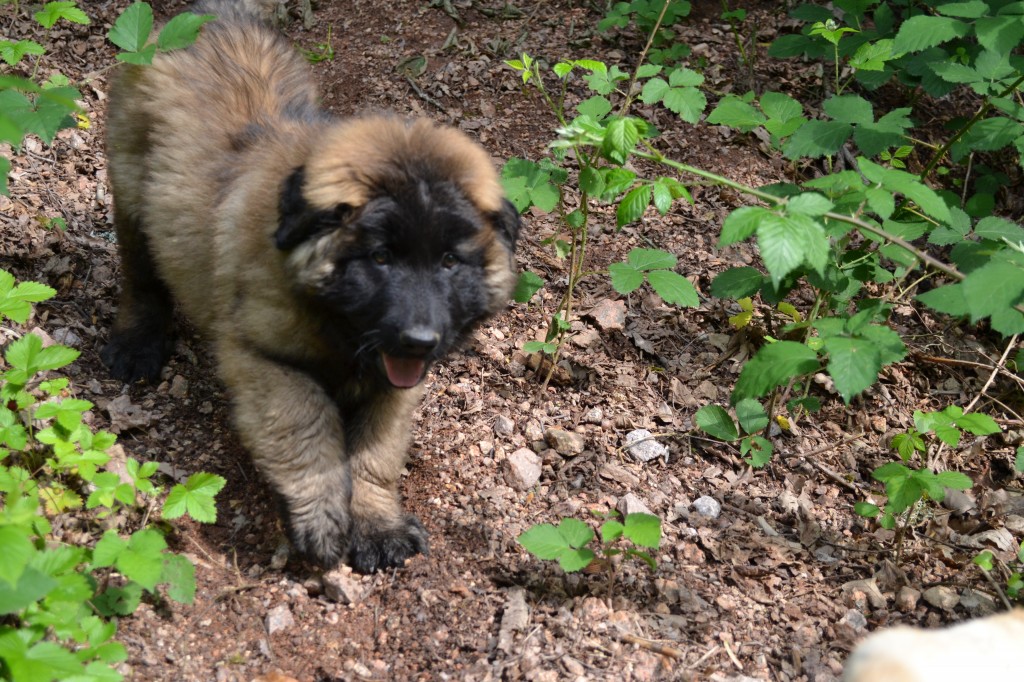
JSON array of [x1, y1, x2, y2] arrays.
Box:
[[404, 75, 447, 114], [913, 351, 1024, 391], [979, 561, 1014, 612], [964, 334, 1019, 414], [787, 432, 866, 493], [721, 636, 743, 671], [619, 632, 684, 659]]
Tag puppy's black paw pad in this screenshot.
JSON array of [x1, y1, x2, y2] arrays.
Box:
[[348, 516, 428, 574]]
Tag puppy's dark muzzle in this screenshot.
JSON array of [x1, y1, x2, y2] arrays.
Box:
[[399, 326, 441, 356]]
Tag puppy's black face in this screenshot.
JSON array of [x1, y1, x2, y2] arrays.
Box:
[[278, 168, 518, 388]]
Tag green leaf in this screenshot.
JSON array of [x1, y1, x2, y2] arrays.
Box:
[[648, 270, 698, 307], [975, 15, 1024, 54], [758, 212, 828, 285], [711, 267, 763, 299], [695, 405, 739, 441], [741, 434, 773, 467], [0, 526, 33, 587], [960, 260, 1024, 335], [0, 566, 57, 615], [823, 95, 873, 125], [577, 95, 612, 120], [517, 524, 567, 560], [609, 263, 644, 294], [623, 513, 661, 549], [735, 398, 769, 434], [157, 12, 215, 51], [858, 158, 950, 222], [783, 120, 853, 159], [93, 582, 143, 616], [855, 501, 880, 518], [975, 216, 1024, 243], [707, 95, 766, 132], [617, 184, 651, 227], [935, 470, 973, 490], [0, 40, 46, 67], [161, 553, 196, 604], [893, 15, 970, 53], [602, 117, 641, 164], [640, 77, 670, 105], [557, 518, 594, 548], [719, 206, 771, 246], [34, 1, 90, 28], [0, 636, 83, 681], [117, 529, 167, 591], [787, 192, 834, 216], [513, 271, 544, 303], [823, 336, 882, 403], [953, 412, 1000, 436], [974, 549, 995, 571], [732, 341, 820, 403], [662, 87, 707, 123], [600, 520, 625, 543], [627, 248, 677, 272], [109, 2, 154, 53], [557, 548, 596, 572], [115, 44, 158, 65], [162, 472, 226, 523]]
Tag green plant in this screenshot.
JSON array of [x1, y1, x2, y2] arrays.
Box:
[[108, 1, 214, 64], [301, 24, 335, 63], [854, 406, 997, 537], [518, 512, 661, 601], [694, 400, 774, 468], [598, 0, 692, 65], [0, 268, 227, 681]]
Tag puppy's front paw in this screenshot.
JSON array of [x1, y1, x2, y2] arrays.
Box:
[[101, 327, 171, 384], [348, 515, 428, 573], [279, 496, 352, 568]]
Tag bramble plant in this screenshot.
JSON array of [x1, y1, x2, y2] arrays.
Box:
[[1, 3, 224, 679], [518, 512, 661, 580]]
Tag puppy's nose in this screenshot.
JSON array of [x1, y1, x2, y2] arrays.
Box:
[[399, 326, 440, 354]]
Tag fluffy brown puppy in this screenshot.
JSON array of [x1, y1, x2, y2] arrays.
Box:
[[102, 0, 519, 572]]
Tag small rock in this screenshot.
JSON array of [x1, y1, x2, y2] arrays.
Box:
[[493, 415, 515, 437], [922, 585, 960, 611], [168, 375, 188, 399], [841, 578, 886, 610], [693, 495, 721, 519], [52, 327, 81, 347], [269, 539, 289, 571], [585, 298, 626, 330], [496, 587, 529, 654], [959, 588, 997, 614], [838, 608, 868, 633], [625, 429, 669, 463], [323, 567, 367, 605], [265, 604, 294, 635], [505, 448, 541, 490], [545, 428, 585, 456], [582, 407, 604, 424], [524, 421, 545, 443], [598, 462, 640, 488], [896, 586, 921, 612], [105, 394, 154, 434], [617, 493, 652, 517]]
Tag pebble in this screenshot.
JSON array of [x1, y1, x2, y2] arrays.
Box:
[[168, 375, 188, 399], [544, 428, 585, 456], [895, 586, 920, 612], [625, 429, 669, 463], [582, 407, 604, 424], [323, 566, 367, 605], [922, 585, 960, 610], [617, 493, 653, 517], [692, 495, 722, 519], [493, 415, 515, 437], [505, 448, 541, 491], [265, 604, 294, 635]]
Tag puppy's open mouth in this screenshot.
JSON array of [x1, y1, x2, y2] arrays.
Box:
[[381, 353, 427, 388]]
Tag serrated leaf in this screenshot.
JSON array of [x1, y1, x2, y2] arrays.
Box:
[[741, 434, 773, 467], [858, 158, 950, 222], [662, 87, 706, 123], [783, 120, 853, 159], [161, 553, 196, 604], [609, 263, 644, 294], [34, 1, 90, 28], [623, 513, 661, 549], [0, 526, 33, 587], [601, 520, 625, 543], [602, 117, 641, 164], [787, 192, 834, 216], [719, 206, 771, 246], [735, 398, 769, 434], [732, 341, 820, 403], [616, 185, 651, 227], [518, 524, 567, 559], [640, 77, 670, 104], [823, 95, 873, 125], [893, 15, 970, 53], [115, 44, 158, 65], [695, 405, 739, 441], [557, 518, 594, 549], [855, 501, 880, 518], [647, 270, 698, 307], [823, 336, 883, 403], [157, 12, 215, 51], [91, 531, 126, 568], [576, 95, 612, 120], [93, 582, 142, 617], [761, 91, 803, 122], [556, 547, 596, 572], [758, 212, 827, 285], [954, 412, 1000, 436], [109, 2, 154, 53], [627, 248, 677, 271], [935, 470, 973, 490], [513, 271, 544, 303], [711, 267, 763, 299], [707, 96, 766, 132]]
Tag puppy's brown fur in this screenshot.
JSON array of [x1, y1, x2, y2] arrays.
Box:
[[103, 0, 519, 571]]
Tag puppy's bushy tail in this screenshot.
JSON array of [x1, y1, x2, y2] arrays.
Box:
[[192, 0, 280, 22]]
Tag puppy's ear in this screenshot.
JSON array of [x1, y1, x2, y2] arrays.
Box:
[[275, 167, 350, 250], [491, 198, 521, 250]]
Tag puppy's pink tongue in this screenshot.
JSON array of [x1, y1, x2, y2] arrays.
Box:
[[381, 354, 425, 388]]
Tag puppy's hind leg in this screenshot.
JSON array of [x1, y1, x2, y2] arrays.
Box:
[[217, 339, 352, 568], [101, 205, 175, 383]]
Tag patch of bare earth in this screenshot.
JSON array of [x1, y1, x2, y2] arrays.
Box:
[[2, 1, 1022, 680]]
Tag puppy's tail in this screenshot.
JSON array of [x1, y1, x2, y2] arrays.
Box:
[[192, 0, 279, 22]]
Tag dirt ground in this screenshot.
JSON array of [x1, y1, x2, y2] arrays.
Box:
[[2, 1, 1023, 680]]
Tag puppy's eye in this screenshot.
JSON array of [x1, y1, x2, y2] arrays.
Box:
[[441, 252, 459, 269], [370, 249, 391, 265]]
